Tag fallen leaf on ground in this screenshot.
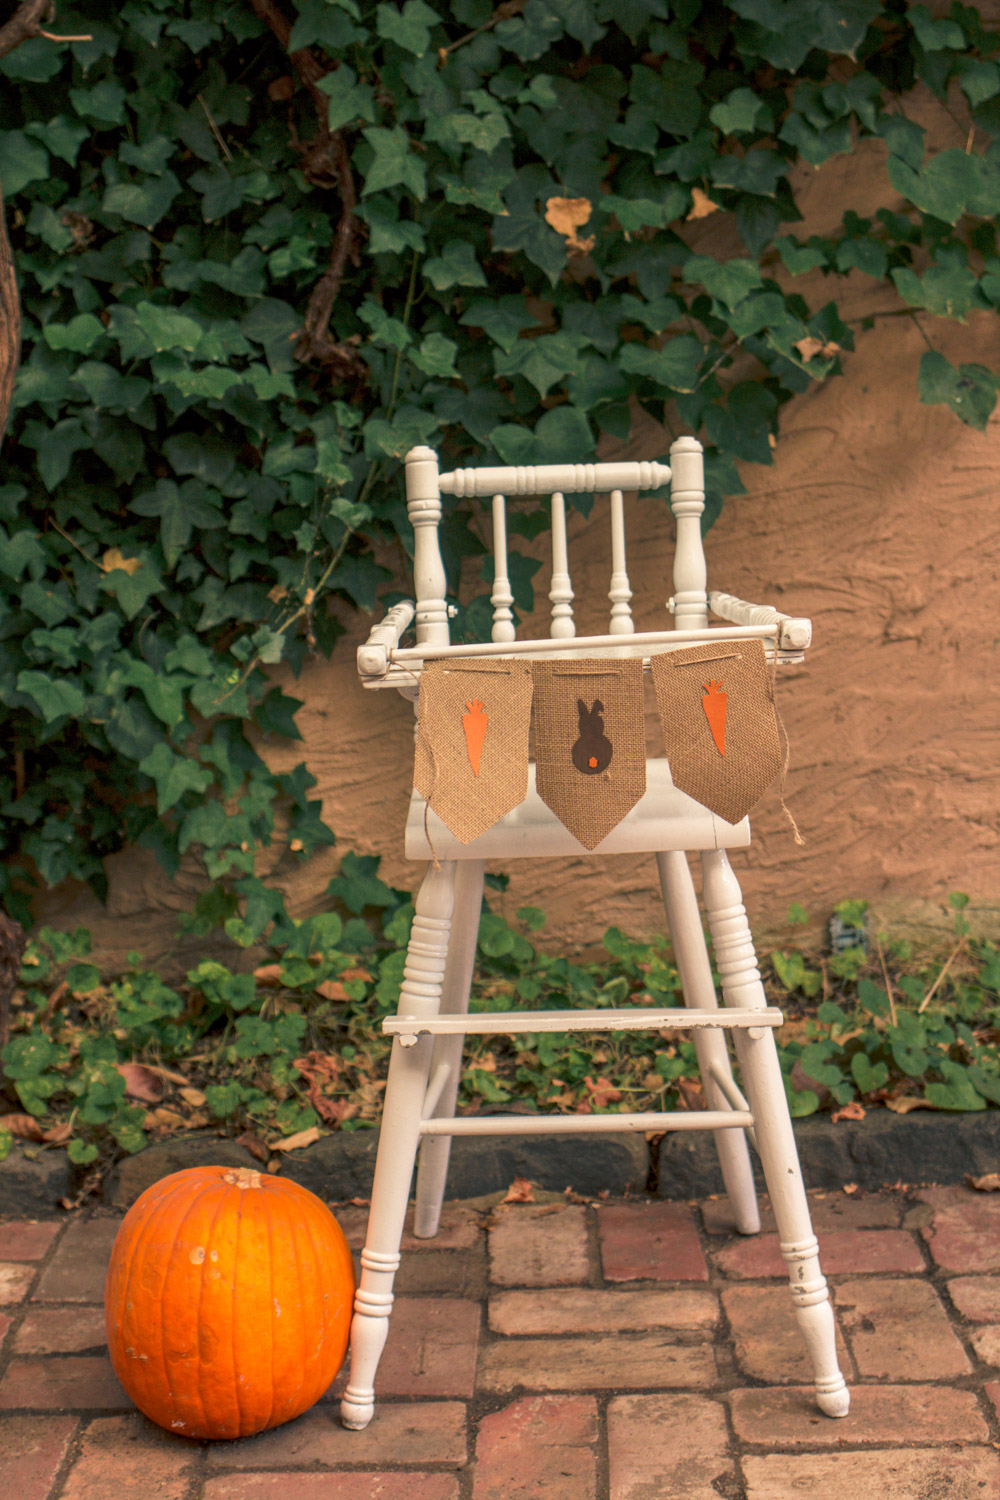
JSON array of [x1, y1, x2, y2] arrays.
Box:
[[314, 1097, 359, 1126], [583, 1074, 623, 1109], [967, 1172, 1000, 1192], [253, 964, 283, 986], [544, 195, 594, 253], [178, 1087, 206, 1108], [0, 1113, 46, 1140], [687, 186, 720, 219], [676, 1078, 705, 1112], [315, 979, 349, 1002], [831, 1100, 866, 1123], [234, 1130, 269, 1163], [269, 1125, 320, 1152], [885, 1095, 937, 1114], [144, 1107, 187, 1130], [502, 1176, 535, 1204], [42, 1120, 73, 1144], [116, 1063, 164, 1103], [842, 1182, 859, 1195]]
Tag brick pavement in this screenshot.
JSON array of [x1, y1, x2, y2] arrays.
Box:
[[1, 1182, 1000, 1498]]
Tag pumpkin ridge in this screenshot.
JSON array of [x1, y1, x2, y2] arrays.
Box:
[[284, 1186, 318, 1421], [112, 1172, 203, 1419], [194, 1175, 234, 1438], [225, 1173, 247, 1437], [160, 1172, 224, 1435]]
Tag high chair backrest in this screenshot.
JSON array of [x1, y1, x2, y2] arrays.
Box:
[[404, 436, 710, 652]]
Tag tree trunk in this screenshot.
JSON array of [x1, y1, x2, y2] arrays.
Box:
[[0, 186, 20, 448]]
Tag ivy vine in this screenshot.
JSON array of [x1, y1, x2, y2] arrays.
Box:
[[0, 0, 998, 941]]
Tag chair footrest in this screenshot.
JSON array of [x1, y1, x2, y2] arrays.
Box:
[[384, 1005, 782, 1039], [420, 1108, 754, 1136]]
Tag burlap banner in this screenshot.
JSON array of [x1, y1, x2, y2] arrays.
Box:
[[531, 658, 646, 850], [650, 639, 782, 824], [413, 658, 534, 843]]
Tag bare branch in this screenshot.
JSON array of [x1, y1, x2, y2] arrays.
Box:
[[247, 0, 363, 379], [0, 0, 54, 59]]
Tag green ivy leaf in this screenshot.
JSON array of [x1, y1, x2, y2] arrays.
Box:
[[360, 126, 428, 198], [918, 350, 999, 431], [619, 334, 703, 393], [139, 743, 214, 814], [134, 301, 203, 353], [710, 87, 772, 135], [410, 332, 460, 377], [376, 0, 440, 54], [683, 254, 764, 308], [16, 671, 86, 724], [43, 315, 107, 353], [423, 240, 488, 290], [0, 130, 49, 195]]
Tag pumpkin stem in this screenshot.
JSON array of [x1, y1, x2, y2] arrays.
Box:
[[222, 1167, 263, 1189]]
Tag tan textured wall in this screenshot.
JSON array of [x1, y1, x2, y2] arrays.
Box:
[[37, 89, 1000, 966]]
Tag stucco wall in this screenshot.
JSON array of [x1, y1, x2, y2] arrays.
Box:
[[37, 87, 1000, 967]]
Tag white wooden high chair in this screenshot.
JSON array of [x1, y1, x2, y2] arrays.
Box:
[[342, 435, 849, 1429]]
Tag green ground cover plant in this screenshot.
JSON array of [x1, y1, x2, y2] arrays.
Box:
[[2, 1, 1000, 945], [1, 880, 997, 1180]]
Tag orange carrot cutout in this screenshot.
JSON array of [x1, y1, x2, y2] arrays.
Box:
[[702, 680, 727, 756], [462, 699, 488, 776]]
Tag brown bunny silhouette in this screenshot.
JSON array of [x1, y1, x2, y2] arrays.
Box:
[[572, 699, 613, 775]]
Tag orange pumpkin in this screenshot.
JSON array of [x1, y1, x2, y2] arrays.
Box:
[[104, 1164, 355, 1440]]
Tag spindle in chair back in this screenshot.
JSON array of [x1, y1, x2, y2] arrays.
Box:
[[404, 441, 707, 652]]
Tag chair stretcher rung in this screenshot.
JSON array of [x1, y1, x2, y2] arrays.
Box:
[[384, 1005, 782, 1039], [420, 1109, 754, 1136]]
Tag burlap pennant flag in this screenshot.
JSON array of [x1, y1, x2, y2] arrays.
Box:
[[532, 658, 646, 850], [650, 639, 782, 824], [414, 659, 533, 843]]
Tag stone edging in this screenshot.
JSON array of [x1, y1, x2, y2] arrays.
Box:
[[3, 1110, 1000, 1215]]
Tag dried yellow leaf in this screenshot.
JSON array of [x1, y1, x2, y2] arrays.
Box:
[[686, 187, 720, 220], [544, 195, 595, 254], [795, 335, 841, 361], [101, 547, 143, 575]]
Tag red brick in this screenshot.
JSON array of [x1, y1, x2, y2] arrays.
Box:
[[395, 1248, 486, 1298], [488, 1205, 589, 1287], [0, 1354, 132, 1410], [597, 1202, 708, 1283], [365, 1297, 480, 1398], [33, 1218, 121, 1303], [0, 1221, 62, 1261], [743, 1448, 1000, 1500], [712, 1228, 923, 1279], [702, 1189, 903, 1236], [918, 1185, 1000, 1272], [489, 1287, 718, 1336], [947, 1275, 1000, 1322], [0, 1311, 11, 1352], [0, 1262, 36, 1304], [15, 1305, 107, 1354], [473, 1394, 597, 1500], [969, 1325, 1000, 1366], [204, 1477, 459, 1500], [722, 1284, 853, 1384], [59, 1413, 196, 1500], [334, 1202, 482, 1252], [478, 1333, 716, 1393], [985, 1381, 1000, 1422], [607, 1393, 732, 1500], [729, 1383, 987, 1446], [833, 1277, 971, 1379], [206, 1402, 468, 1468], [0, 1414, 78, 1500]]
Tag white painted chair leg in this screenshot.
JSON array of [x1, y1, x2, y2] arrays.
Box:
[[414, 860, 485, 1239], [340, 861, 456, 1431], [701, 849, 850, 1419], [656, 851, 760, 1236]]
